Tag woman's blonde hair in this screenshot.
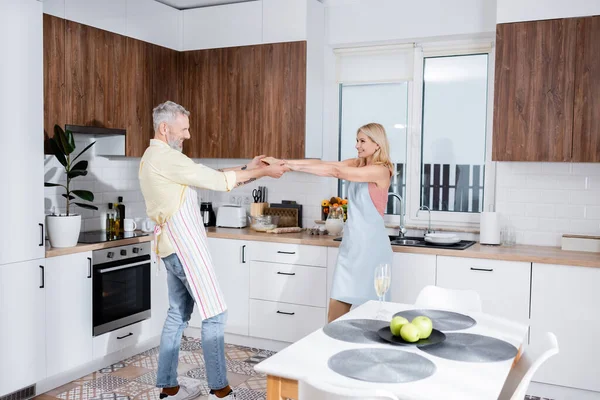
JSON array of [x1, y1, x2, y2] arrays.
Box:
[[356, 122, 394, 174]]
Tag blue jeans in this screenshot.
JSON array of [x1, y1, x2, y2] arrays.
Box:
[[157, 253, 229, 390]]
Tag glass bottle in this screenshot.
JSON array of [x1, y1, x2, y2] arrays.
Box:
[[113, 202, 121, 234], [116, 196, 125, 233], [106, 203, 115, 234]]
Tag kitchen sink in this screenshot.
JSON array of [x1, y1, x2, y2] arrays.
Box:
[[333, 235, 476, 250], [390, 238, 423, 246]]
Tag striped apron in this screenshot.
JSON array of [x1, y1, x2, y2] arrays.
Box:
[[161, 187, 227, 321]]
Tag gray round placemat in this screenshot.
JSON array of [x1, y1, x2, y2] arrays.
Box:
[[418, 333, 518, 362], [328, 348, 436, 383], [393, 309, 476, 331], [322, 319, 389, 344]]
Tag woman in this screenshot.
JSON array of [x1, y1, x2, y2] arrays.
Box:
[[264, 123, 394, 322]]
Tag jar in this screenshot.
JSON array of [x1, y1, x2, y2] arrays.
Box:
[[325, 206, 344, 236]]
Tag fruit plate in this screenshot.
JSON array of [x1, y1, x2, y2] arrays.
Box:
[[377, 327, 446, 347]]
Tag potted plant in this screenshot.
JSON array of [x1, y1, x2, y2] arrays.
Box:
[[45, 125, 98, 248]]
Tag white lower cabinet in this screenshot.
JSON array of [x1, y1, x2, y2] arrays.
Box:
[[0, 259, 46, 396], [248, 299, 326, 343], [45, 252, 93, 378], [140, 250, 169, 342], [530, 263, 600, 392], [250, 261, 326, 308], [390, 253, 436, 304], [190, 238, 250, 336], [436, 256, 531, 325]]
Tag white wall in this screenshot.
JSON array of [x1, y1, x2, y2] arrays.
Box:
[[327, 0, 496, 46], [495, 163, 600, 247], [497, 0, 600, 23]]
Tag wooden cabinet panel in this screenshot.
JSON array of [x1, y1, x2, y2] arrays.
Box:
[[493, 19, 577, 162], [183, 41, 306, 159], [125, 38, 153, 157], [65, 20, 127, 130], [573, 16, 600, 163], [261, 42, 306, 159], [43, 14, 66, 145], [220, 45, 263, 159], [182, 49, 222, 159], [65, 20, 96, 127], [151, 44, 183, 108]]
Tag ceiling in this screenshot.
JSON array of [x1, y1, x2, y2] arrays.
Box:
[[155, 0, 326, 10]]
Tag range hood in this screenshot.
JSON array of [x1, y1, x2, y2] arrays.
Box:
[[66, 125, 126, 157]]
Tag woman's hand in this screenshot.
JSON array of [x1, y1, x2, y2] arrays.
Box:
[[261, 156, 281, 166]]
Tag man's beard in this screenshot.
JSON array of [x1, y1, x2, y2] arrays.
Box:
[[167, 137, 183, 152]]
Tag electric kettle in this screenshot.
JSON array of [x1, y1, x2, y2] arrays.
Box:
[[200, 202, 216, 227]]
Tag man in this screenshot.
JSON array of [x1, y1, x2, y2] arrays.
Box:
[[139, 101, 288, 400]]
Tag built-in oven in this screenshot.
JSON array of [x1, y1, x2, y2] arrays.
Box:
[[92, 242, 152, 336]]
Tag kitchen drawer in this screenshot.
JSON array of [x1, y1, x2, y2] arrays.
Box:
[[250, 242, 327, 267], [250, 261, 326, 307], [92, 323, 143, 359], [249, 299, 325, 343], [436, 256, 531, 325]]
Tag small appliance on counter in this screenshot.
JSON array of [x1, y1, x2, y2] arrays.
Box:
[[200, 202, 216, 227], [216, 204, 247, 228]]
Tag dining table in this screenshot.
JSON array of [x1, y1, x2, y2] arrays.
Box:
[[254, 300, 528, 400]]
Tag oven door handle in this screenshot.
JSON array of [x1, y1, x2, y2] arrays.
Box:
[[97, 260, 150, 274]]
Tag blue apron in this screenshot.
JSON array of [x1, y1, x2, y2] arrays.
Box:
[[331, 181, 393, 305]]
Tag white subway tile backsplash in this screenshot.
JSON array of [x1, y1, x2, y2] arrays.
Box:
[[525, 204, 555, 218], [555, 205, 586, 219], [495, 162, 600, 246], [541, 163, 572, 175]]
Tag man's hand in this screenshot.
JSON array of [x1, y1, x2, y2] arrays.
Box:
[[248, 155, 266, 170], [264, 162, 290, 179]]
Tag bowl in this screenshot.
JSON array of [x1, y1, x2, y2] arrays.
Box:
[[248, 215, 280, 232]]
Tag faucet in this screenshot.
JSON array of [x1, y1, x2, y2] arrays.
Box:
[[388, 193, 407, 238], [417, 205, 434, 236]]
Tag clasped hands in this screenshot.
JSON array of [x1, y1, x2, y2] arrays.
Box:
[[246, 155, 291, 179]]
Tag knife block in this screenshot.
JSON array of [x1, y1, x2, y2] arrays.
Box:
[[250, 202, 268, 217]]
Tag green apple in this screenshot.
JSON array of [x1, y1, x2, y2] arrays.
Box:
[[400, 323, 421, 343], [390, 316, 409, 336], [412, 316, 433, 339]]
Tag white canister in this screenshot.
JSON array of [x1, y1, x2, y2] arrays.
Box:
[[480, 211, 500, 245]]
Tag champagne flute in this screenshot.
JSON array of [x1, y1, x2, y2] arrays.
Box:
[[374, 263, 391, 320]]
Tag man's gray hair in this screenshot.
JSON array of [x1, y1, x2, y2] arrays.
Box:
[[152, 101, 190, 132]]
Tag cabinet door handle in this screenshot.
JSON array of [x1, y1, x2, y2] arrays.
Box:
[[87, 257, 92, 278], [39, 265, 44, 288], [39, 223, 44, 246], [277, 251, 295, 255], [241, 245, 246, 263], [277, 272, 296, 276], [117, 332, 133, 340], [470, 267, 493, 272], [276, 310, 295, 316]]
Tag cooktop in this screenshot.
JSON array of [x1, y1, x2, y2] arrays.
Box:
[[78, 230, 150, 244]]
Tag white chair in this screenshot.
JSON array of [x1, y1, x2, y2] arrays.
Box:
[[497, 332, 559, 400], [414, 285, 483, 313], [298, 377, 400, 400]]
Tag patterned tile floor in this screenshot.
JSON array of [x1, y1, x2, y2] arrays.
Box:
[[36, 337, 274, 400], [35, 336, 552, 400]]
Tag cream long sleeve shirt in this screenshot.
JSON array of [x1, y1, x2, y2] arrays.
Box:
[[139, 139, 237, 257]]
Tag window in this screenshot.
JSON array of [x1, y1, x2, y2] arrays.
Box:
[[420, 54, 489, 213], [338, 82, 408, 215]]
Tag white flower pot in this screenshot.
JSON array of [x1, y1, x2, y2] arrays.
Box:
[[46, 214, 82, 248]]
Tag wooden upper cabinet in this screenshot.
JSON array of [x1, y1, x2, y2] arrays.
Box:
[[573, 16, 600, 163], [261, 42, 306, 160], [182, 48, 222, 159], [65, 20, 127, 130], [43, 14, 66, 145], [493, 19, 577, 162], [124, 38, 153, 157]]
